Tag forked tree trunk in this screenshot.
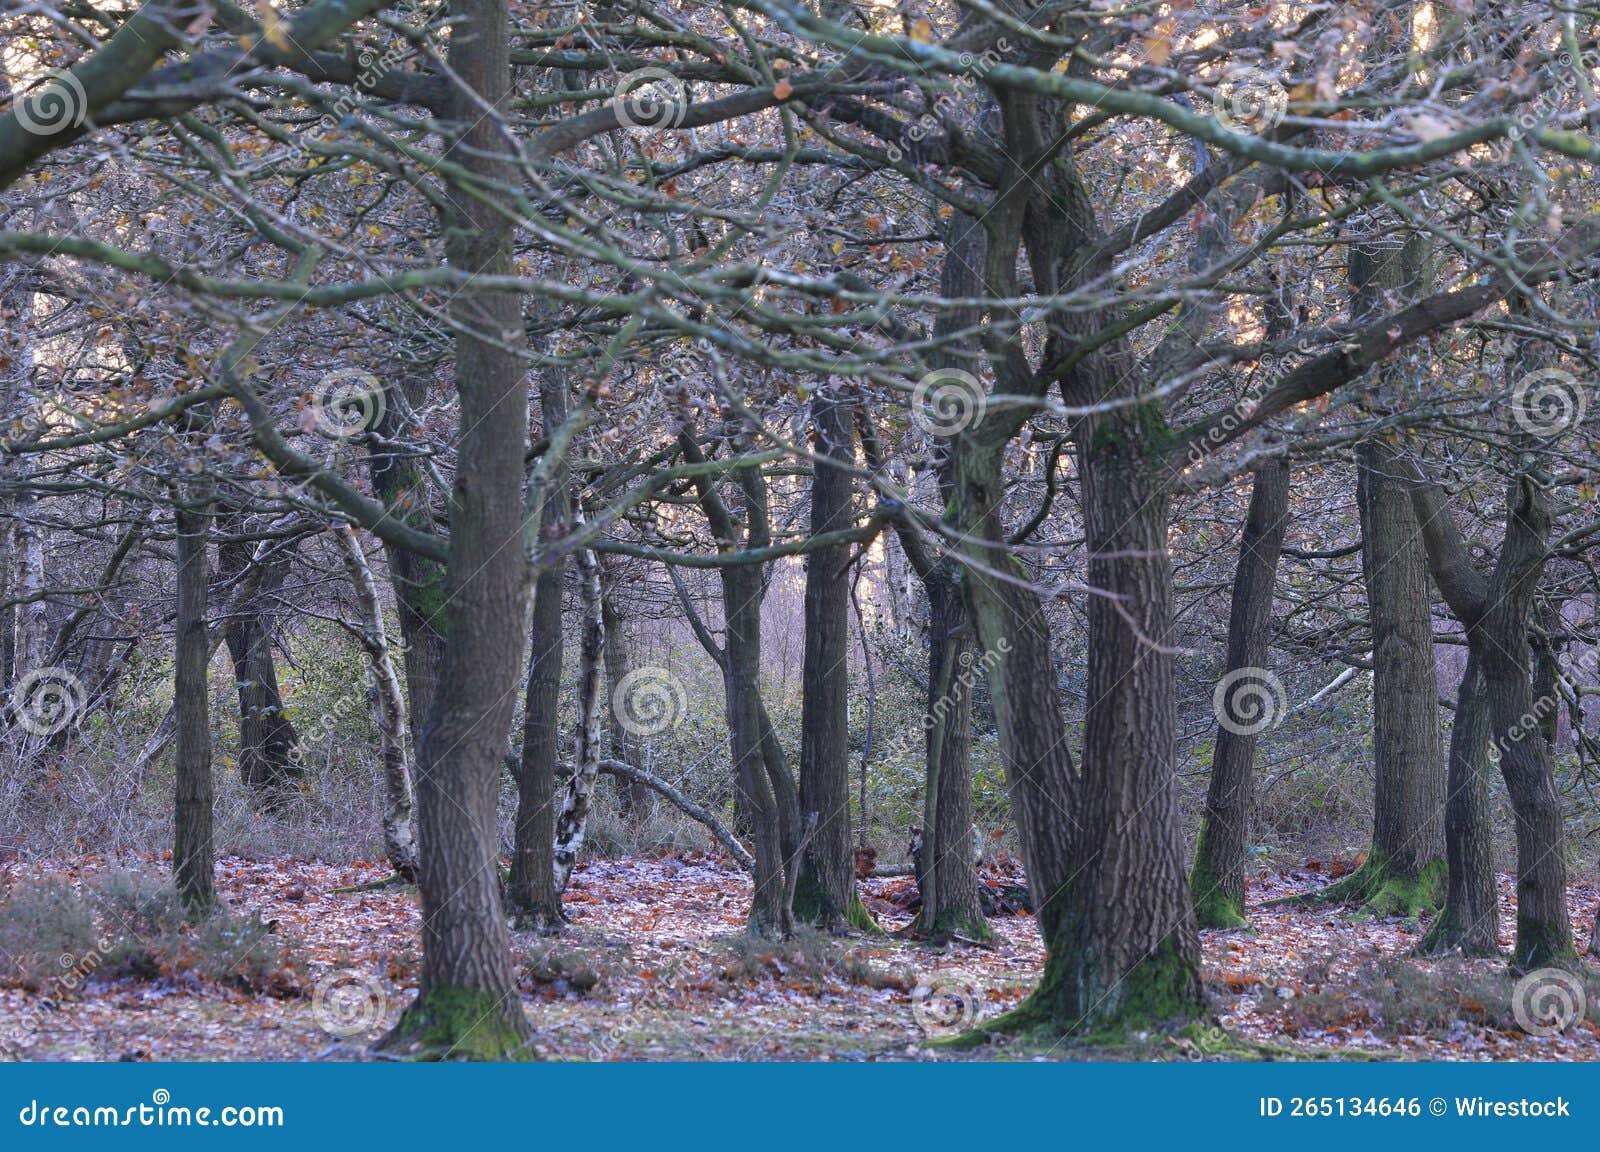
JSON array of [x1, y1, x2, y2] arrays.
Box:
[[216, 526, 302, 801], [1192, 457, 1290, 929], [334, 523, 417, 881], [552, 546, 605, 892], [1480, 478, 1573, 969], [1407, 464, 1574, 967], [375, 0, 532, 1060], [794, 388, 874, 930], [173, 499, 215, 918]]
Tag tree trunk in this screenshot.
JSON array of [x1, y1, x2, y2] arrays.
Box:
[[1417, 650, 1498, 955], [912, 562, 987, 939], [1481, 477, 1573, 969], [364, 353, 448, 756], [552, 546, 605, 892], [1407, 464, 1573, 967], [1192, 457, 1290, 929], [508, 376, 570, 932], [1338, 434, 1445, 912], [172, 499, 214, 918], [375, 0, 532, 1060], [794, 388, 873, 930], [599, 558, 650, 820], [216, 526, 302, 801], [334, 523, 418, 881]]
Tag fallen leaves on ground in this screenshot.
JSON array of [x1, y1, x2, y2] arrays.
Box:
[[0, 853, 1595, 1061]]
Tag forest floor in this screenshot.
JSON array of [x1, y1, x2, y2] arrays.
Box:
[[1, 851, 1598, 1061]]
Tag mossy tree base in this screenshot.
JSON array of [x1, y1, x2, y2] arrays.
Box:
[[912, 905, 993, 943], [1508, 915, 1580, 974], [953, 940, 1205, 1047], [1415, 905, 1500, 958], [1306, 852, 1445, 918], [792, 882, 882, 935], [372, 985, 533, 1061], [1190, 843, 1248, 930]]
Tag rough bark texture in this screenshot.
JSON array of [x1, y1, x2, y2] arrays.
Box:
[[911, 561, 987, 940], [1407, 463, 1574, 967], [552, 545, 605, 892], [1192, 458, 1290, 929], [1332, 206, 1446, 914], [375, 0, 532, 1060], [172, 500, 214, 917], [1337, 432, 1446, 913], [794, 388, 873, 930], [508, 376, 570, 932], [1418, 650, 1498, 956]]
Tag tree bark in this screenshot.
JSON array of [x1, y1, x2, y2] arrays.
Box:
[[1342, 433, 1446, 913], [334, 523, 418, 881], [912, 561, 987, 939], [1192, 457, 1290, 929], [375, 0, 532, 1059], [172, 498, 214, 918], [794, 387, 874, 930], [507, 376, 571, 932], [1417, 649, 1498, 955], [552, 545, 605, 892], [599, 558, 650, 820], [1406, 463, 1574, 967], [680, 431, 793, 937], [216, 522, 302, 801]]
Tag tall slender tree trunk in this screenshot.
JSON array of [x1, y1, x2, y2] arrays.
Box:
[[552, 546, 604, 892], [173, 498, 214, 917], [508, 376, 570, 932], [794, 388, 874, 930], [376, 0, 532, 1059], [912, 562, 987, 939], [364, 353, 448, 755], [1343, 433, 1446, 913], [1192, 458, 1290, 929], [599, 558, 649, 820], [1418, 650, 1497, 955], [334, 523, 418, 881]]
